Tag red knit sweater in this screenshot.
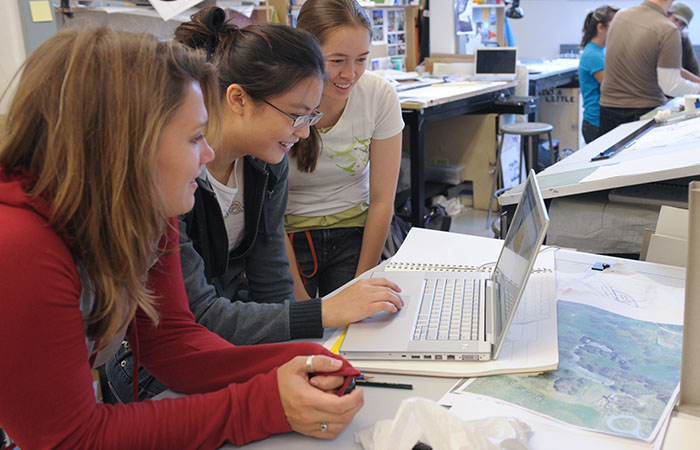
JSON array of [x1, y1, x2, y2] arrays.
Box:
[[0, 169, 358, 449]]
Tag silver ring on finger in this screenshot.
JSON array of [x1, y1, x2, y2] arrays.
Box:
[[306, 355, 315, 372], [320, 421, 328, 432]]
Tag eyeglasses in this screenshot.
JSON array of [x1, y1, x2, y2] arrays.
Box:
[[669, 14, 687, 30], [261, 99, 323, 129]]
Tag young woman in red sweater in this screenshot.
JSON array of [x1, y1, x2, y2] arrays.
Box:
[[0, 28, 361, 449]]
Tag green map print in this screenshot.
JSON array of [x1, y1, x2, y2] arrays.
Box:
[[327, 136, 370, 176], [465, 301, 682, 440]]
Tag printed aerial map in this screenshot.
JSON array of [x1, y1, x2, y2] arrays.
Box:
[[464, 300, 682, 440]]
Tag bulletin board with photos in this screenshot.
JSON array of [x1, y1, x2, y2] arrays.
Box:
[[272, 1, 420, 72], [455, 0, 506, 53], [367, 5, 419, 72]]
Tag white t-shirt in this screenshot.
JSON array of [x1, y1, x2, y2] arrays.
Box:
[[287, 71, 404, 217], [205, 159, 245, 252]]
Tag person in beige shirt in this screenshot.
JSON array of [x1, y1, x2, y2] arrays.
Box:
[[600, 0, 700, 134]]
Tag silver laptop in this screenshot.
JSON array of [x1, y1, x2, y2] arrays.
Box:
[[340, 170, 549, 362], [471, 47, 518, 81]]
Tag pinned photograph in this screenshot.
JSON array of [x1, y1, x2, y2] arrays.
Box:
[[387, 10, 396, 31], [455, 0, 475, 35], [372, 9, 384, 26], [372, 25, 385, 44]]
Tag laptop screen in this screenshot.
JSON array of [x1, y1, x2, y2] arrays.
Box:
[[491, 170, 549, 358], [475, 47, 517, 76]]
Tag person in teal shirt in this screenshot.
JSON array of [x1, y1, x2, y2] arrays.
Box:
[[579, 5, 619, 143]]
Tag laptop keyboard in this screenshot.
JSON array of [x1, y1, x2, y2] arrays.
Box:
[[513, 277, 550, 323], [412, 278, 480, 341]]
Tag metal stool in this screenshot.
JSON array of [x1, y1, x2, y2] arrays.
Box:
[[487, 122, 555, 225]]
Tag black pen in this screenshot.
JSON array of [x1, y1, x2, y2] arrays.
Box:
[[354, 380, 413, 390]]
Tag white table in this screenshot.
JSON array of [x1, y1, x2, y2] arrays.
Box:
[[225, 247, 696, 449]]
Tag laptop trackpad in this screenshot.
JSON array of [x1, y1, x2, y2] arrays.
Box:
[[340, 271, 423, 352]]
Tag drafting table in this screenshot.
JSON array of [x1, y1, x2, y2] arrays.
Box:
[[499, 118, 700, 254], [221, 246, 695, 450], [399, 81, 516, 226]]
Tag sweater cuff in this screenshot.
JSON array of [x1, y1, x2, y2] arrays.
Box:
[[288, 298, 323, 340]]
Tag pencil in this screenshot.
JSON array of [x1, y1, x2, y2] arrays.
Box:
[[354, 380, 413, 390], [329, 327, 348, 354], [356, 374, 374, 380]]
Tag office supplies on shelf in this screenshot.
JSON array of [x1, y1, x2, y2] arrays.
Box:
[[340, 171, 553, 366], [355, 380, 413, 390]]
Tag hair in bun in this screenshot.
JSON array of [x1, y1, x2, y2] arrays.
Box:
[[175, 7, 237, 59]]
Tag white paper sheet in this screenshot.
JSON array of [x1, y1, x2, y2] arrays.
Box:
[[627, 116, 700, 151], [556, 262, 685, 324], [388, 228, 505, 269], [579, 145, 700, 184], [439, 388, 674, 450], [398, 81, 506, 106], [149, 0, 204, 21]]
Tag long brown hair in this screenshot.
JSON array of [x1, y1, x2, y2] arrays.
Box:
[[175, 7, 326, 154], [292, 0, 372, 173], [0, 28, 219, 349]]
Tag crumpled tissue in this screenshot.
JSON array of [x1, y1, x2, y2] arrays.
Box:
[[355, 397, 532, 450]]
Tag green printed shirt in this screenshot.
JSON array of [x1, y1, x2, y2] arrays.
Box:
[[286, 71, 404, 232]]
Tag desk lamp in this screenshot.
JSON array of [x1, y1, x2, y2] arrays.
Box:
[[506, 0, 524, 19]]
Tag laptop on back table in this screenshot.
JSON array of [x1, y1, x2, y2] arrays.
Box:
[[470, 47, 518, 82], [340, 170, 549, 362]]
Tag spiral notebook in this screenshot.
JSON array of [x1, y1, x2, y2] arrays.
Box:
[[385, 229, 553, 275], [340, 170, 555, 365]]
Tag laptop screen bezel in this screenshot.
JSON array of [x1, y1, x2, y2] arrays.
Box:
[[474, 47, 518, 77], [490, 169, 550, 360]]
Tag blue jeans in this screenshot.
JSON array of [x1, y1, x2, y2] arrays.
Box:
[[581, 119, 601, 144], [599, 105, 654, 135], [105, 341, 167, 403], [289, 227, 364, 298]]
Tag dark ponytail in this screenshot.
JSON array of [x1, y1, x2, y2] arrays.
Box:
[[290, 126, 322, 173], [581, 11, 597, 48], [580, 5, 619, 48]]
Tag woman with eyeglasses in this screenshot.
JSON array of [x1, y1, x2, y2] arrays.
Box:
[[579, 4, 619, 144], [285, 0, 404, 299], [106, 6, 402, 405]]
